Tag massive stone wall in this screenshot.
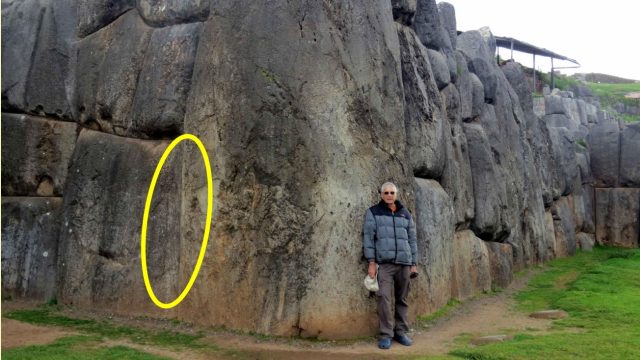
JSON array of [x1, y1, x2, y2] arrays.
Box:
[[2, 0, 638, 338]]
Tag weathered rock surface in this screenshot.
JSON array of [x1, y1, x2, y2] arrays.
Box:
[[75, 10, 153, 135], [437, 2, 456, 49], [619, 123, 640, 187], [457, 30, 498, 102], [180, 0, 409, 338], [2, 0, 46, 112], [545, 95, 567, 115], [391, 0, 417, 26], [129, 22, 201, 137], [486, 242, 513, 289], [77, 0, 135, 38], [137, 0, 209, 27], [414, 0, 452, 51], [450, 230, 491, 300], [552, 196, 577, 257], [398, 25, 447, 179], [595, 188, 640, 248], [549, 127, 578, 196], [413, 178, 454, 313], [2, 197, 62, 301], [440, 84, 474, 227], [427, 49, 451, 90], [1, 113, 78, 196], [577, 232, 595, 251], [57, 129, 183, 317], [588, 123, 620, 187], [463, 120, 508, 241], [22, 1, 73, 118]]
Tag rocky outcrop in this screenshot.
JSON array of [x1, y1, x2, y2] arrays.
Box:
[[2, 0, 638, 340]]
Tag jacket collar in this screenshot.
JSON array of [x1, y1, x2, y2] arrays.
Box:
[[377, 199, 404, 212]]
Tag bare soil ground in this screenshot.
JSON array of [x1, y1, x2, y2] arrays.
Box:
[[1, 269, 554, 359]]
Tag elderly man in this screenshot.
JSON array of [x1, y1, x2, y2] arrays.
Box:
[[363, 182, 418, 349]]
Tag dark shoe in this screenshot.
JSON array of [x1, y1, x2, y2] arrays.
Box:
[[378, 337, 392, 349], [393, 334, 413, 346]]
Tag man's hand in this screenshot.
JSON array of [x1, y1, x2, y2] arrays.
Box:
[[368, 262, 377, 278], [410, 265, 418, 277]]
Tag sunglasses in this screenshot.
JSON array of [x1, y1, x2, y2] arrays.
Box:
[[383, 191, 395, 195]]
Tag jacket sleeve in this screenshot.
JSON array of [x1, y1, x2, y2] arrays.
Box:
[[408, 215, 418, 265], [363, 209, 377, 262]]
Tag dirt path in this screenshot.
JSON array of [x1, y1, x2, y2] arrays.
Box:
[[1, 269, 554, 358], [204, 269, 552, 358], [1, 318, 77, 349]]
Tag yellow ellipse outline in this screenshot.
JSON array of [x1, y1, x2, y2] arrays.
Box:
[[140, 134, 213, 309]]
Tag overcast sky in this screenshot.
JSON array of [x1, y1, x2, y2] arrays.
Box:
[[441, 0, 640, 80]]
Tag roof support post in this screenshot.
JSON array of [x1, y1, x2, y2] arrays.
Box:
[[510, 39, 514, 60], [533, 54, 536, 93], [551, 57, 555, 90]]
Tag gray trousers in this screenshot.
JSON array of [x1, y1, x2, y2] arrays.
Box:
[[376, 263, 411, 339]]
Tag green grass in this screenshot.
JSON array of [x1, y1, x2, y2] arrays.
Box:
[[445, 247, 640, 360], [2, 335, 171, 360], [4, 306, 207, 349], [586, 82, 640, 122], [416, 299, 462, 328]]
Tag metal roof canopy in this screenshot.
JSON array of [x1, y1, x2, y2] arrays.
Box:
[[494, 36, 579, 65], [494, 35, 580, 91]]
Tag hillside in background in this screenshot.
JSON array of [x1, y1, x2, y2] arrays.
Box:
[[573, 72, 639, 84]]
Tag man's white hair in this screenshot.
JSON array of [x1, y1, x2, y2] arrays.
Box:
[[380, 182, 398, 193]]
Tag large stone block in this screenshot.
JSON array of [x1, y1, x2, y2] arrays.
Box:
[[1, 113, 78, 196], [450, 230, 491, 300], [427, 49, 451, 90], [77, 0, 135, 38], [74, 10, 153, 136], [620, 123, 640, 187], [414, 0, 452, 51], [595, 188, 640, 248], [463, 121, 508, 240], [1, 0, 45, 112], [545, 95, 566, 115], [2, 197, 62, 301], [588, 123, 620, 187], [437, 2, 456, 49], [552, 196, 577, 257], [440, 84, 474, 226], [549, 126, 578, 196], [57, 129, 183, 317], [181, 0, 408, 339], [486, 241, 513, 289], [398, 24, 447, 178], [457, 30, 498, 102], [413, 178, 454, 314], [544, 114, 576, 131], [24, 1, 73, 119], [129, 22, 202, 137]]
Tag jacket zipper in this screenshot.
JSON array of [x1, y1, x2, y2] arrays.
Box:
[[392, 210, 398, 263]]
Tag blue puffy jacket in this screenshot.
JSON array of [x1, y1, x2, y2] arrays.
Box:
[[363, 200, 418, 265]]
